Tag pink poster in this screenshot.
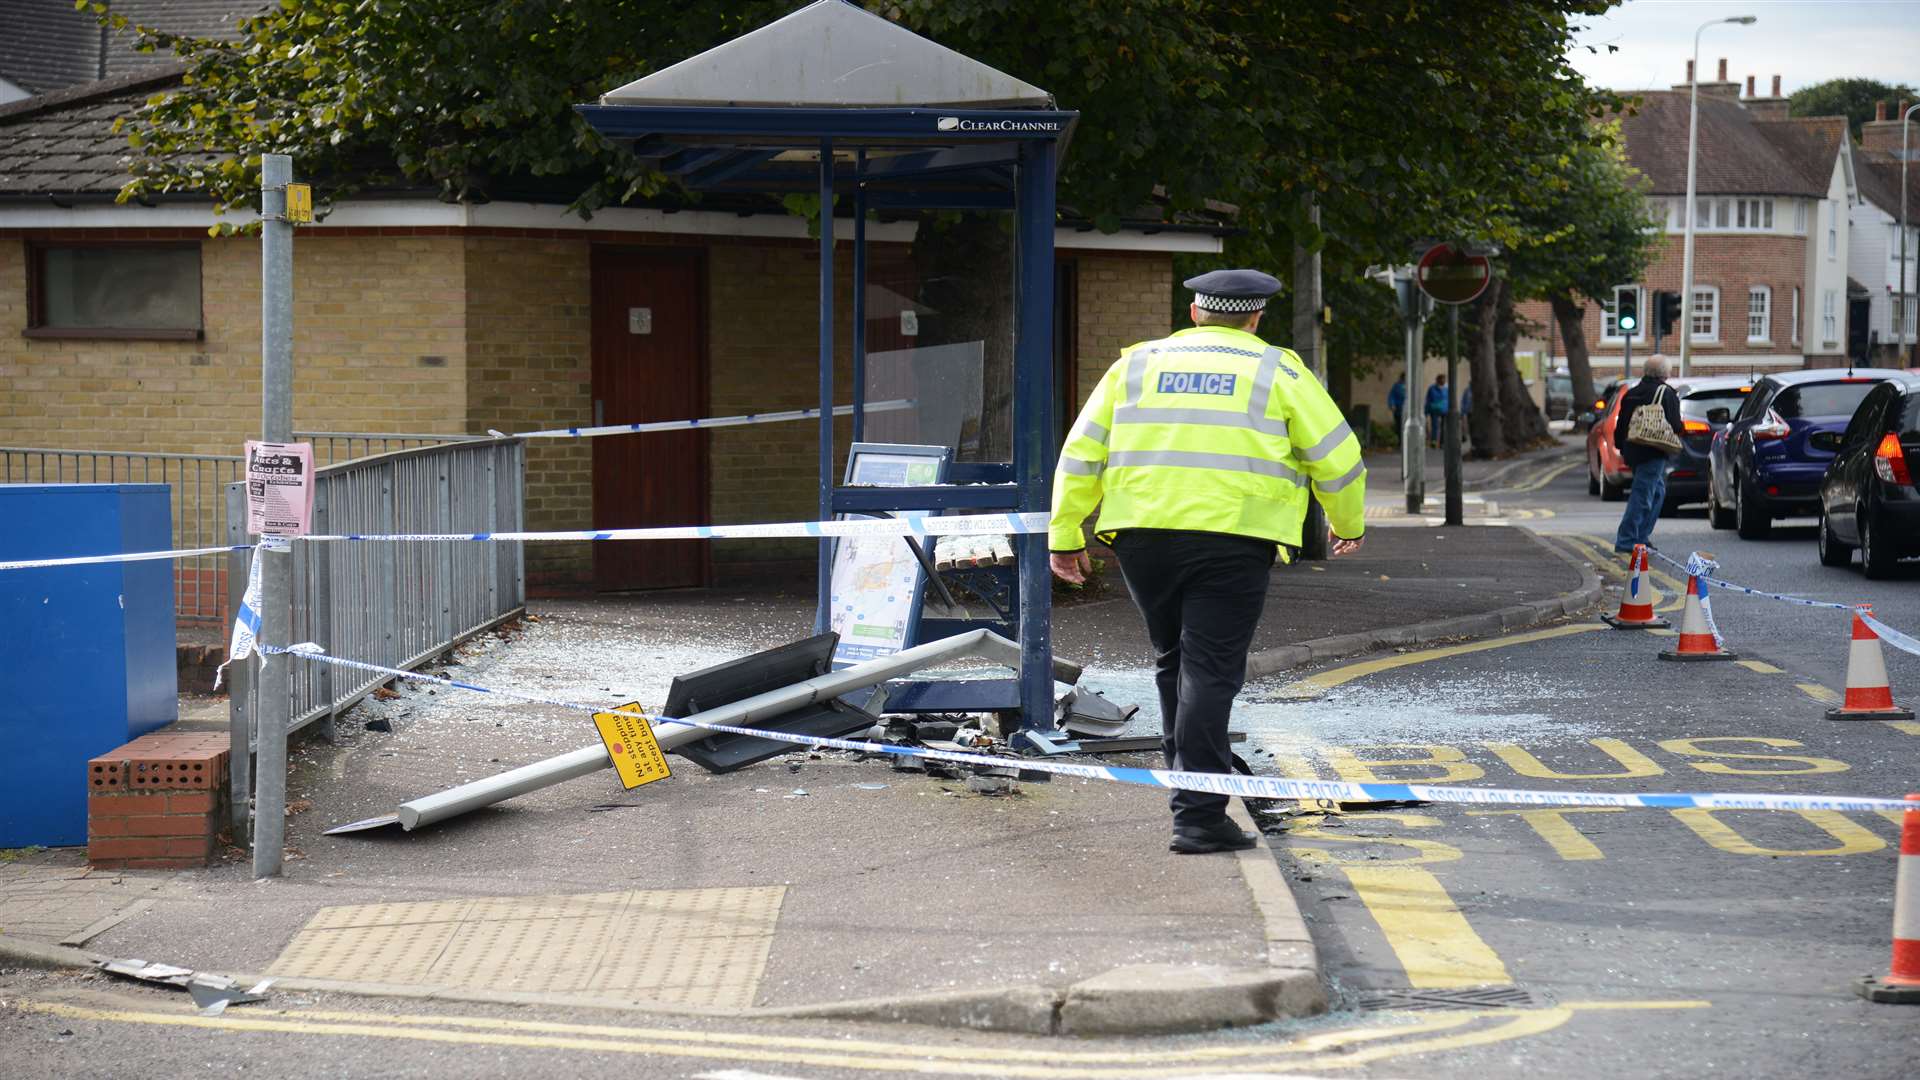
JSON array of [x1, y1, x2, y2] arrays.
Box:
[[244, 440, 315, 537]]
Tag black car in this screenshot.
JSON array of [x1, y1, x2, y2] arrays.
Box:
[[1815, 373, 1920, 578], [1664, 376, 1752, 511]]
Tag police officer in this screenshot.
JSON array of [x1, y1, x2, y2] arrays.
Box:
[[1049, 269, 1366, 854]]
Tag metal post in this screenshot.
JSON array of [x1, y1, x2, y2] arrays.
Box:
[[1400, 279, 1426, 515], [815, 139, 835, 635], [852, 152, 868, 444], [224, 483, 252, 841], [1680, 72, 1698, 378], [1444, 305, 1463, 527], [1292, 196, 1329, 559], [1624, 329, 1634, 386], [253, 153, 294, 879], [1904, 104, 1916, 367], [1013, 141, 1057, 730]]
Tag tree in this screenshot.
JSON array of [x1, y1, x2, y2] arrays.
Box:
[[1791, 77, 1919, 138], [1503, 130, 1662, 427]]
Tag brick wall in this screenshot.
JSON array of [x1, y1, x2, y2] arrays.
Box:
[[2, 227, 1181, 594], [0, 231, 469, 456], [706, 240, 870, 578], [1070, 252, 1172, 411], [1564, 233, 1812, 372], [0, 231, 470, 607], [463, 235, 592, 586]]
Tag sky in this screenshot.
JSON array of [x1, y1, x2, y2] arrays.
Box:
[[1567, 0, 1920, 95]]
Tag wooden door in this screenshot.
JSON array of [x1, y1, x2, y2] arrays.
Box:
[[590, 248, 708, 591]]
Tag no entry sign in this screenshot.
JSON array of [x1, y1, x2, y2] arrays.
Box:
[[1416, 244, 1492, 305]]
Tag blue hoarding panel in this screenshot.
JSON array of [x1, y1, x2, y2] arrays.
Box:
[[0, 484, 178, 846]]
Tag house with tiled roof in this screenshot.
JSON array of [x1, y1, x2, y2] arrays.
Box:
[[1848, 100, 1920, 366], [1528, 62, 1858, 378], [0, 0, 253, 103], [0, 2, 1227, 595]]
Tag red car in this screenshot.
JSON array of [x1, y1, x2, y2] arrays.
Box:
[[1587, 376, 1745, 504]]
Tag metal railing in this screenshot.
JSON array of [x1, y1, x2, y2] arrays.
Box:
[[299, 431, 488, 467], [0, 447, 244, 622], [0, 432, 483, 622], [226, 438, 526, 772]]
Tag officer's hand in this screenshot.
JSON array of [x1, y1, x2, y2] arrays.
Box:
[[1049, 550, 1092, 584], [1330, 534, 1364, 558]]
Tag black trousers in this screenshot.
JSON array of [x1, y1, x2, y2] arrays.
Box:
[[1109, 529, 1275, 830]]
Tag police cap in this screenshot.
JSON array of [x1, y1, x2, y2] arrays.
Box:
[[1183, 269, 1282, 313]]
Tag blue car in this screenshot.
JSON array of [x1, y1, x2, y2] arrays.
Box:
[[1707, 368, 1914, 539]]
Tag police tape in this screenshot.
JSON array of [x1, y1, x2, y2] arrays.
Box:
[[0, 543, 252, 573], [301, 511, 1049, 544], [263, 642, 1920, 815], [493, 399, 916, 441], [1647, 546, 1920, 659], [0, 514, 1048, 572]]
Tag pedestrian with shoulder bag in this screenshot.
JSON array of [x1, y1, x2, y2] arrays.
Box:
[[1612, 354, 1684, 555]]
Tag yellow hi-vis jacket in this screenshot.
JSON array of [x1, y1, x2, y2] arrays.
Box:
[[1050, 325, 1366, 553]]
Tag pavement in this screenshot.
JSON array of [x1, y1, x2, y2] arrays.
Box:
[[0, 441, 1596, 1042]]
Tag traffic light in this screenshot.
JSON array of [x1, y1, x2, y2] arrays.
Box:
[[1617, 290, 1639, 334], [1655, 290, 1683, 338]]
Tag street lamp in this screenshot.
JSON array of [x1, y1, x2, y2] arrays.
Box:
[[1904, 102, 1919, 368], [1679, 14, 1757, 378]]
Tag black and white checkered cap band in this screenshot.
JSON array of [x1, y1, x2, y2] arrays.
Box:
[[1194, 293, 1268, 313]]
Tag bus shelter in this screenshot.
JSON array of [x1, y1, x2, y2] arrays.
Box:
[[578, 1, 1076, 729]]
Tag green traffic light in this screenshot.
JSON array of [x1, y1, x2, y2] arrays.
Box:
[[1620, 314, 1637, 331]]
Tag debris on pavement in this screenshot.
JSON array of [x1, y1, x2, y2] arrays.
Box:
[[98, 958, 275, 1016]]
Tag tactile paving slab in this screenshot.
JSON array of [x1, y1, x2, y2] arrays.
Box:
[[268, 886, 785, 1007]]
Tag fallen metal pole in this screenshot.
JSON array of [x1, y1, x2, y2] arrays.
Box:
[[395, 630, 1033, 831]]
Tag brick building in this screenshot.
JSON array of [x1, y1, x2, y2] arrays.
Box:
[[0, 70, 1215, 593], [1521, 63, 1855, 380]]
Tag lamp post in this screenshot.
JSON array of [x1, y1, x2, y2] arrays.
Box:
[[1679, 15, 1757, 378], [1904, 102, 1919, 368]]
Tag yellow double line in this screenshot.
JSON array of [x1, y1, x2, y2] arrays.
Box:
[[13, 995, 1706, 1075]]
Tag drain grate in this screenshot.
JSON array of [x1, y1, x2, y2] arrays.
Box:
[[1353, 985, 1544, 1012]]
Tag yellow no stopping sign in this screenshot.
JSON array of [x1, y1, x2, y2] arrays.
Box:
[[593, 702, 672, 790]]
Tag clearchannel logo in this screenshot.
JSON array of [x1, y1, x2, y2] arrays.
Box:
[[935, 116, 1062, 133]]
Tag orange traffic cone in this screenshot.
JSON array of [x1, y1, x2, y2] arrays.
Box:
[[1657, 574, 1736, 661], [1858, 794, 1920, 1003], [1603, 544, 1669, 629], [1827, 606, 1916, 721]]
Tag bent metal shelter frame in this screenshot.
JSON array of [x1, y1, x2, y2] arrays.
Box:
[[577, 1, 1076, 729]]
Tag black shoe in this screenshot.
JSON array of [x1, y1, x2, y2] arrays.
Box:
[[1169, 821, 1258, 854]]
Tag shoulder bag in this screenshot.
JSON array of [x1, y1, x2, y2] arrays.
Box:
[[1625, 384, 1683, 454]]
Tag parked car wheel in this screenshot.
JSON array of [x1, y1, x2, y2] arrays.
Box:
[[1707, 481, 1734, 530], [1817, 507, 1852, 567], [1601, 475, 1626, 502], [1588, 467, 1600, 496], [1735, 472, 1772, 540], [1860, 507, 1899, 580]]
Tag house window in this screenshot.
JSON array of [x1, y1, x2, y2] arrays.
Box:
[[1828, 216, 1837, 259], [1792, 201, 1807, 233], [1896, 294, 1917, 342], [1747, 286, 1770, 342], [27, 243, 203, 339], [1602, 285, 1644, 342], [1732, 199, 1773, 229], [1822, 289, 1838, 345], [1792, 286, 1801, 344], [1715, 200, 1730, 228], [1690, 286, 1719, 343]]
